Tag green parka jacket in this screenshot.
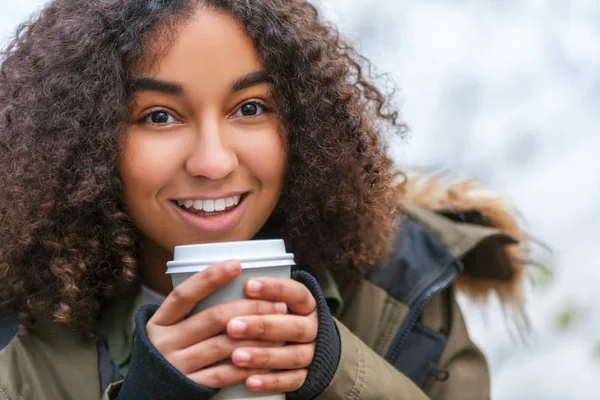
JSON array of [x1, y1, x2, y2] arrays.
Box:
[[0, 175, 528, 400]]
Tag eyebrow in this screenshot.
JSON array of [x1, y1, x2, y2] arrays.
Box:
[[230, 70, 271, 93], [127, 78, 184, 96], [127, 70, 271, 97]]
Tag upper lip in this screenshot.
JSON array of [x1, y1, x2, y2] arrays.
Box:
[[171, 191, 249, 201]]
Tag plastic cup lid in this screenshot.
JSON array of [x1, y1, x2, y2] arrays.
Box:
[[166, 239, 295, 273]]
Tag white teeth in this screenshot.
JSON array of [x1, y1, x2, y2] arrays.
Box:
[[214, 199, 226, 211], [178, 195, 243, 212], [203, 199, 215, 212]]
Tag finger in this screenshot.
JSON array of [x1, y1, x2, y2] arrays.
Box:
[[171, 334, 283, 375], [174, 299, 288, 348], [227, 312, 318, 343], [188, 364, 270, 389], [232, 343, 315, 370], [151, 260, 241, 325], [245, 277, 316, 315], [246, 370, 308, 393]]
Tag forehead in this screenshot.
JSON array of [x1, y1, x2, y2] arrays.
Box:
[[134, 8, 264, 88]]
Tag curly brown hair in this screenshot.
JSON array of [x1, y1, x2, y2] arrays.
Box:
[[0, 0, 405, 337]]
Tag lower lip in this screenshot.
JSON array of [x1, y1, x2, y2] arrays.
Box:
[[171, 197, 247, 233]]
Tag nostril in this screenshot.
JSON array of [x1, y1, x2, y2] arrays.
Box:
[[184, 143, 239, 180]]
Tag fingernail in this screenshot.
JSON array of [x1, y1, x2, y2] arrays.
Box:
[[234, 350, 251, 364], [247, 377, 262, 389], [230, 320, 247, 335], [247, 280, 262, 293], [275, 302, 287, 314]]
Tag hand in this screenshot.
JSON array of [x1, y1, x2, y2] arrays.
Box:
[[227, 276, 319, 393], [146, 260, 288, 388]]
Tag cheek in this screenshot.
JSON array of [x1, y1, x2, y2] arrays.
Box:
[[239, 131, 287, 188], [118, 131, 186, 203]]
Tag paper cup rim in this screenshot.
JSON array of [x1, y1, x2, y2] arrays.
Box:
[[173, 239, 284, 250], [166, 254, 295, 273]]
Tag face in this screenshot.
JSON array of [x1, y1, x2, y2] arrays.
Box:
[[119, 8, 286, 263]]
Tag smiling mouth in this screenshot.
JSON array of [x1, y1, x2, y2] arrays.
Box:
[[174, 193, 248, 217]]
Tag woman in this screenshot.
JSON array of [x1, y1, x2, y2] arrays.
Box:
[[0, 0, 529, 399]]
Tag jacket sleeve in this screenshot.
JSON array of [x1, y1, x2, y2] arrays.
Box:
[[287, 271, 342, 399], [101, 305, 218, 400], [318, 320, 431, 400]]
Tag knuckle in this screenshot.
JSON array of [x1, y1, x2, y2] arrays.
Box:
[[235, 299, 255, 317], [204, 307, 226, 328], [151, 336, 167, 351], [257, 350, 270, 368], [256, 319, 269, 338], [207, 369, 225, 388], [270, 374, 281, 390], [146, 322, 157, 338], [292, 347, 308, 368], [300, 288, 310, 304], [169, 286, 192, 304], [260, 319, 274, 338], [204, 267, 221, 284], [253, 300, 264, 315], [147, 315, 158, 327], [149, 330, 171, 352], [209, 336, 230, 358], [301, 289, 314, 310], [229, 299, 245, 315], [258, 300, 279, 315], [272, 281, 284, 297], [292, 319, 307, 342]]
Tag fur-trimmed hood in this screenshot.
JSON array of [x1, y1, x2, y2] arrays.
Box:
[[400, 172, 529, 305]]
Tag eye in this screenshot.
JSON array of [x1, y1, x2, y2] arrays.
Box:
[[141, 110, 177, 125], [233, 101, 270, 118]]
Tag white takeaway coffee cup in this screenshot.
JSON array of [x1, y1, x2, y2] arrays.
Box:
[[166, 239, 294, 400]]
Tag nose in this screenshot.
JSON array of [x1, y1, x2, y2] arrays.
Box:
[[185, 119, 238, 180]]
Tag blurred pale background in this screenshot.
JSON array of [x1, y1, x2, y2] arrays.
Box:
[[3, 1, 600, 399]]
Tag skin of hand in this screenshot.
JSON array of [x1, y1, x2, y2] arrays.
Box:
[[146, 260, 288, 388], [227, 275, 319, 393]]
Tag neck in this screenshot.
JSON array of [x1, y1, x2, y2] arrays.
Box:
[[138, 239, 173, 296]]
